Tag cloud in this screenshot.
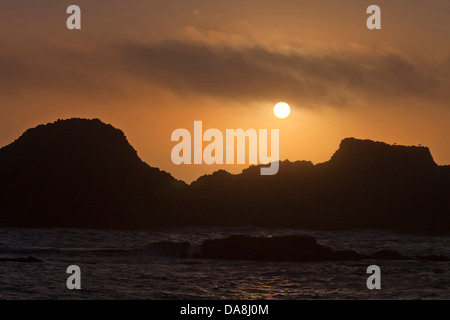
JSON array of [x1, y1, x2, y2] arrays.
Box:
[[118, 41, 450, 107], [0, 40, 448, 109]]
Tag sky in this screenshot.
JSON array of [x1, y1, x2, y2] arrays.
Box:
[[0, 0, 449, 183]]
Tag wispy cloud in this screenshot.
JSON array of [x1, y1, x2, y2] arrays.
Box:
[[1, 40, 448, 109], [118, 41, 448, 107]]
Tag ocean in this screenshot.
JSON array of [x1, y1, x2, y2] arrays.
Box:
[[0, 227, 449, 299]]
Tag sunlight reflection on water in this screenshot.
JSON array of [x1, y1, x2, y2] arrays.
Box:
[[0, 227, 449, 299]]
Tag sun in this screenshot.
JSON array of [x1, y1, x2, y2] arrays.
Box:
[[273, 102, 291, 119]]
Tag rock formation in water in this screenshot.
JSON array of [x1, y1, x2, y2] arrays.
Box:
[[197, 235, 449, 262]]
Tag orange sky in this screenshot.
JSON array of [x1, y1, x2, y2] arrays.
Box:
[[0, 0, 449, 183]]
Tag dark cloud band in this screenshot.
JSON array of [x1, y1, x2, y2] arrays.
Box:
[[0, 40, 448, 108]]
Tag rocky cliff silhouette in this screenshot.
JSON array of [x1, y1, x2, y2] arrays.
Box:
[[0, 118, 448, 230], [0, 118, 187, 228], [189, 138, 450, 230]]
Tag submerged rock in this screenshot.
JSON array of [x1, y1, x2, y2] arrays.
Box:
[[372, 249, 408, 260], [414, 254, 450, 262], [0, 256, 43, 263]]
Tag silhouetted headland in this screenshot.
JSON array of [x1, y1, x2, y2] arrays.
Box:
[[0, 118, 187, 229], [0, 118, 448, 230]]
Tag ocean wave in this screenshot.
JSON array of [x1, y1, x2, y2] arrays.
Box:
[[0, 241, 202, 259], [2, 234, 449, 262]]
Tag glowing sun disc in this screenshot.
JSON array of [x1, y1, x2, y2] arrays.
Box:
[[274, 102, 291, 118]]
